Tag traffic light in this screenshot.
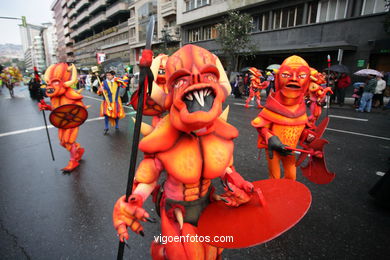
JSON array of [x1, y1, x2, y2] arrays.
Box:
[[21, 16, 27, 27]]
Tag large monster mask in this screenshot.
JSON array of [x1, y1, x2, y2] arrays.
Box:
[[274, 55, 311, 106], [44, 63, 78, 97], [165, 45, 230, 133]]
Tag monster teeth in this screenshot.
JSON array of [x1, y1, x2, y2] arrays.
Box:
[[192, 90, 204, 107], [186, 93, 193, 100], [204, 89, 210, 96]]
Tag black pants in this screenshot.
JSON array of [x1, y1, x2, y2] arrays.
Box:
[[335, 87, 346, 105], [373, 93, 384, 107]]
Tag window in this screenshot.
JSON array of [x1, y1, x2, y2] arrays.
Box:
[[187, 25, 216, 42], [336, 0, 348, 19], [202, 25, 217, 40], [273, 9, 281, 29], [185, 0, 209, 11], [130, 27, 136, 38], [188, 27, 201, 42], [307, 2, 318, 24]]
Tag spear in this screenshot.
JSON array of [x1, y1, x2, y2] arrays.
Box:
[[116, 15, 155, 260], [42, 109, 55, 161]]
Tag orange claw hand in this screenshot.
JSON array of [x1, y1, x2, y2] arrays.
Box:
[[38, 100, 52, 111], [220, 182, 252, 207], [112, 194, 150, 242]]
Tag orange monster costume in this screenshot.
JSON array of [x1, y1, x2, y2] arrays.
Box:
[[38, 63, 88, 172], [244, 67, 269, 108], [251, 55, 313, 180], [307, 71, 333, 125], [113, 45, 255, 259]]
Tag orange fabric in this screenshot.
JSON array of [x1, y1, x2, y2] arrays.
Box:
[[135, 158, 160, 184], [157, 134, 203, 184]]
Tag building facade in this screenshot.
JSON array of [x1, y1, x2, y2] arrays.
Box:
[[19, 24, 47, 72], [42, 23, 59, 66], [51, 0, 70, 62], [178, 0, 390, 74], [51, 0, 180, 72]]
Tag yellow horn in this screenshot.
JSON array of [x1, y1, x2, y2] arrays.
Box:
[[44, 64, 55, 84], [131, 117, 154, 136], [64, 64, 78, 87], [219, 105, 230, 121]]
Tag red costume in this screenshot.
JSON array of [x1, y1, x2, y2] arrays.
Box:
[[244, 67, 269, 108], [251, 55, 312, 180], [113, 45, 254, 259], [38, 63, 87, 172], [307, 70, 333, 124]]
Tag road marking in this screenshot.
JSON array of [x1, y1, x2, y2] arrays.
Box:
[[0, 112, 136, 138], [326, 128, 390, 141], [83, 95, 134, 110], [328, 115, 368, 122], [234, 102, 253, 107]]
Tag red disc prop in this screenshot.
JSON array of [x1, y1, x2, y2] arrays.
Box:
[[49, 104, 88, 129], [198, 179, 311, 248]]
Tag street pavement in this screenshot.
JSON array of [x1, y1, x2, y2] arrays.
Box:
[[0, 85, 389, 259]]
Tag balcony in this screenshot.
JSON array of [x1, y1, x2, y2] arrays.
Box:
[[129, 36, 137, 44], [68, 7, 77, 18], [75, 0, 90, 12], [161, 1, 176, 18], [106, 1, 129, 19], [62, 6, 68, 17], [77, 22, 90, 34], [63, 16, 70, 27], [61, 0, 67, 7], [67, 0, 76, 7], [69, 19, 77, 29], [128, 17, 135, 26], [70, 30, 78, 38], [75, 11, 89, 24], [66, 46, 74, 54], [89, 12, 106, 27], [64, 27, 70, 36], [65, 36, 74, 45], [89, 0, 107, 14], [164, 25, 180, 40]]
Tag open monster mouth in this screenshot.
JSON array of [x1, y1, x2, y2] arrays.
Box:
[[183, 87, 215, 113], [46, 87, 55, 94], [286, 84, 301, 89]]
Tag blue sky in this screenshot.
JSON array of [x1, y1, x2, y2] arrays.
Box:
[[0, 0, 53, 45]]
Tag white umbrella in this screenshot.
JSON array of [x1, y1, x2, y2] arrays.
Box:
[[354, 69, 383, 77], [266, 64, 280, 70]]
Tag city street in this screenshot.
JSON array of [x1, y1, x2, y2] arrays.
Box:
[[0, 85, 389, 259]]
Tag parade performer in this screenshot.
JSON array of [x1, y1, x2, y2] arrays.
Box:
[[38, 63, 88, 172], [97, 71, 125, 134], [307, 70, 333, 125], [113, 44, 255, 259], [244, 67, 269, 108], [251, 55, 313, 180]]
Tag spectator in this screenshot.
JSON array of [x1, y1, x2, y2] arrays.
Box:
[[265, 71, 275, 97], [85, 73, 92, 92], [243, 73, 249, 96], [352, 82, 364, 108], [335, 73, 351, 106], [372, 75, 386, 108], [356, 75, 377, 113]]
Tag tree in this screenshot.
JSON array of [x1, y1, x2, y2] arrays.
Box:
[[215, 10, 257, 74], [154, 25, 179, 56]]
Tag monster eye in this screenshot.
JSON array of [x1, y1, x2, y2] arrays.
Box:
[[173, 78, 189, 89], [281, 73, 291, 78], [50, 80, 60, 86], [298, 74, 307, 79], [202, 73, 217, 83]]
